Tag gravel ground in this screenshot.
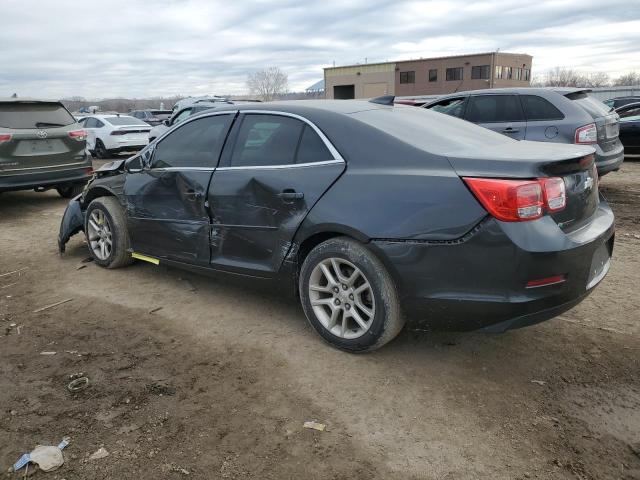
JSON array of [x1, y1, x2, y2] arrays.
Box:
[[0, 158, 639, 479]]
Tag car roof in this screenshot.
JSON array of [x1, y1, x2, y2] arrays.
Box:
[[424, 87, 595, 100], [211, 99, 390, 115], [0, 98, 63, 103]]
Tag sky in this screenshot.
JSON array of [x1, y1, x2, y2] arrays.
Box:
[[1, 0, 639, 99]]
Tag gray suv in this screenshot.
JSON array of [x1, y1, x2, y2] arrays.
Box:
[[0, 99, 92, 197], [423, 88, 623, 175]]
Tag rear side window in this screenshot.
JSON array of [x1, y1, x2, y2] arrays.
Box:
[[520, 95, 565, 121], [297, 125, 333, 163], [153, 114, 232, 169], [565, 92, 612, 119], [231, 114, 303, 167], [428, 97, 466, 118], [465, 95, 524, 123], [0, 102, 75, 129]]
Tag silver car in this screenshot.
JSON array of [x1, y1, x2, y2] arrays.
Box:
[[423, 87, 623, 175]]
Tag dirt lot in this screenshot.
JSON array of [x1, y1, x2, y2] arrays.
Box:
[[1, 159, 639, 479]]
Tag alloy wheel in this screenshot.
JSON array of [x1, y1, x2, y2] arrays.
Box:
[[87, 209, 113, 260], [308, 257, 375, 339]]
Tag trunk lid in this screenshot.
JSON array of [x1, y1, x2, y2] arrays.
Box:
[[446, 141, 599, 232], [0, 101, 85, 173], [564, 91, 620, 152]]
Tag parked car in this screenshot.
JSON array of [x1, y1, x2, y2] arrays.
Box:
[[59, 100, 613, 352], [148, 103, 222, 142], [603, 96, 640, 109], [78, 114, 151, 158], [129, 109, 172, 126], [616, 102, 640, 158], [171, 96, 232, 114], [0, 98, 92, 198], [423, 88, 624, 175]]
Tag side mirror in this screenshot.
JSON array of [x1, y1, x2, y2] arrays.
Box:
[[125, 156, 143, 172]]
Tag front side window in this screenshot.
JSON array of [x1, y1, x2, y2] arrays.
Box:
[[465, 95, 524, 123], [152, 114, 232, 169], [428, 69, 437, 82], [400, 71, 415, 84], [172, 108, 193, 125], [428, 97, 466, 118], [471, 65, 490, 80], [230, 114, 332, 167], [521, 95, 565, 121], [446, 67, 463, 81]]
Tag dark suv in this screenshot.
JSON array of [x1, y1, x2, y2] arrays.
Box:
[[424, 88, 623, 175], [0, 99, 92, 197], [129, 109, 172, 126]]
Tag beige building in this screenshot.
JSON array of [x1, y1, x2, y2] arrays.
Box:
[[324, 52, 533, 99]]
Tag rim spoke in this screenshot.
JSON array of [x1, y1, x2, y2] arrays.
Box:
[[311, 298, 333, 307], [310, 284, 332, 293], [320, 264, 338, 286], [88, 219, 99, 231], [354, 283, 369, 295], [327, 306, 340, 330], [349, 309, 369, 330], [331, 258, 348, 283], [345, 268, 361, 286], [341, 314, 347, 337], [355, 298, 373, 318]]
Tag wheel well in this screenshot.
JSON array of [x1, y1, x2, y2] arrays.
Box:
[[297, 232, 350, 271], [84, 187, 115, 205]]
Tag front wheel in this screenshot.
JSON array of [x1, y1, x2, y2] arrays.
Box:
[[94, 139, 109, 159], [299, 237, 404, 352], [85, 197, 134, 268]]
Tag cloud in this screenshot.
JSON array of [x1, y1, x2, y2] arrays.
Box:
[[0, 0, 638, 99]]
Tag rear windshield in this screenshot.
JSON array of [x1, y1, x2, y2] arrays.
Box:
[[352, 106, 514, 156], [565, 92, 612, 119], [104, 116, 148, 126], [150, 110, 171, 116], [0, 102, 75, 129]]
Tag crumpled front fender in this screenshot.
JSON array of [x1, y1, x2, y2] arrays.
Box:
[[58, 195, 85, 253]]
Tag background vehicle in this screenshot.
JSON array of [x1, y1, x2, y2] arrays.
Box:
[[603, 96, 640, 109], [59, 100, 613, 352], [616, 102, 640, 158], [171, 96, 232, 113], [129, 109, 172, 126], [78, 114, 151, 158], [423, 88, 623, 175], [0, 98, 91, 197], [148, 102, 223, 142]]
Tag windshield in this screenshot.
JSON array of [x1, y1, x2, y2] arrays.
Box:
[[105, 116, 148, 126], [0, 102, 75, 129]]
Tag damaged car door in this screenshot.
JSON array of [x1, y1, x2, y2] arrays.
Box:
[[208, 112, 345, 276], [124, 112, 235, 265]]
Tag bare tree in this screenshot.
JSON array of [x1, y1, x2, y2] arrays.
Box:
[[612, 71, 640, 86], [584, 72, 610, 88], [542, 67, 586, 87], [247, 67, 288, 101]]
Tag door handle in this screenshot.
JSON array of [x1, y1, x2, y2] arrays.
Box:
[[502, 127, 520, 134], [184, 189, 203, 201], [277, 189, 304, 201]]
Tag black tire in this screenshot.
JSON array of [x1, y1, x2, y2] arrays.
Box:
[[56, 183, 85, 199], [299, 237, 404, 352], [94, 139, 109, 159], [84, 197, 134, 269]]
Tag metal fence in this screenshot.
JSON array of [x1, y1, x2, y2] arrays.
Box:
[[587, 86, 640, 101]]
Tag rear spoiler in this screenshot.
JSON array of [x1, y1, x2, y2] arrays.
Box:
[[369, 95, 395, 106]]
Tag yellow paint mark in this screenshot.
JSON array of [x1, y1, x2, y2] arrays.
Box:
[[131, 252, 159, 265]]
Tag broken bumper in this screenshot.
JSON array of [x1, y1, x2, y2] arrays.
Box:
[[58, 195, 85, 253]]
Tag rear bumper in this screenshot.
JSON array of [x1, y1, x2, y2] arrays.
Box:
[[595, 141, 624, 174], [371, 200, 615, 332], [0, 164, 93, 193]]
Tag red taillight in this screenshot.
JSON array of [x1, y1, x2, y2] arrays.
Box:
[[540, 177, 566, 212], [463, 178, 544, 222], [575, 123, 597, 144], [464, 176, 567, 222], [68, 129, 87, 141], [0, 133, 12, 143], [526, 274, 566, 288]]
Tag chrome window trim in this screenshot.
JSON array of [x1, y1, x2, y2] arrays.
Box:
[[235, 110, 345, 164], [147, 109, 346, 172], [1, 161, 89, 173]]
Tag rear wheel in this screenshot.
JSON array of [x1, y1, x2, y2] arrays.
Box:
[[94, 139, 109, 159], [299, 237, 404, 352], [85, 197, 134, 268], [56, 183, 85, 199]]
